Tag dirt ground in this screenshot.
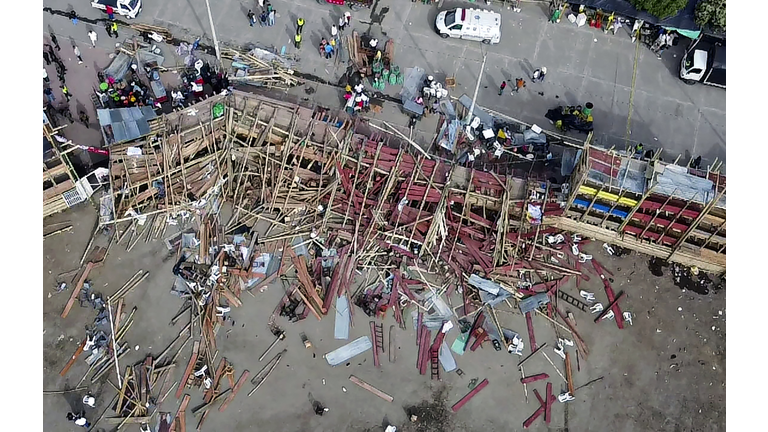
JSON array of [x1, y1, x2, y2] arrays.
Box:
[[43, 201, 725, 432]]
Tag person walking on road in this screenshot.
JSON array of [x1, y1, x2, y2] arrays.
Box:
[[50, 33, 61, 51], [338, 15, 346, 32], [498, 80, 507, 95], [294, 32, 302, 49], [44, 50, 52, 65], [111, 22, 119, 38], [532, 67, 547, 83], [248, 10, 256, 26], [104, 21, 114, 37], [259, 10, 268, 26], [44, 68, 50, 84], [68, 10, 79, 25], [268, 9, 275, 26], [297, 17, 305, 34], [61, 84, 72, 102], [331, 24, 338, 39], [88, 30, 98, 48], [324, 42, 334, 59], [106, 5, 115, 20], [513, 77, 526, 93], [73, 45, 83, 64], [344, 11, 351, 28]]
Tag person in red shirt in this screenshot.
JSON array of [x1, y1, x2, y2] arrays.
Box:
[[106, 5, 114, 20]]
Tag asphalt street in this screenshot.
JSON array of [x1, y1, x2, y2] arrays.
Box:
[[43, 0, 726, 170]]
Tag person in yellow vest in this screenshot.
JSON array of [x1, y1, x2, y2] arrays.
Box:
[[297, 18, 305, 34], [111, 22, 119, 38], [294, 32, 302, 49]]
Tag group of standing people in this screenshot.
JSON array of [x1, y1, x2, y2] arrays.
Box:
[[317, 12, 351, 59], [44, 7, 124, 128], [43, 34, 78, 125], [650, 30, 676, 58], [247, 1, 276, 27]]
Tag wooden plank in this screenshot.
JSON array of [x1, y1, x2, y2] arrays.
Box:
[[451, 378, 489, 412], [176, 341, 200, 399], [103, 416, 152, 424], [565, 352, 575, 395], [169, 394, 190, 432], [544, 382, 553, 424], [520, 373, 549, 385], [348, 375, 394, 402], [61, 262, 95, 318], [59, 340, 86, 376], [218, 370, 251, 412]]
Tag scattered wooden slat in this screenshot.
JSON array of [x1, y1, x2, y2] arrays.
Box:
[[348, 375, 394, 403], [59, 340, 86, 376], [451, 378, 489, 412], [218, 370, 250, 412]]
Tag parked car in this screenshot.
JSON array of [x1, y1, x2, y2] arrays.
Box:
[[435, 8, 501, 45], [679, 35, 725, 89], [91, 0, 142, 19]]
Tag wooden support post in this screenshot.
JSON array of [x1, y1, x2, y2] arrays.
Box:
[[618, 185, 655, 233], [668, 186, 726, 260]]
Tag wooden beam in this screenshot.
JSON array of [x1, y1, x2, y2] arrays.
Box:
[[61, 261, 96, 318], [348, 375, 394, 403], [218, 370, 251, 412], [59, 340, 86, 376]]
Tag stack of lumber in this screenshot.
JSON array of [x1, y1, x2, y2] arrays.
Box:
[[222, 48, 301, 89]]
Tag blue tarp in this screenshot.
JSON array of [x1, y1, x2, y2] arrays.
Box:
[[575, 0, 699, 31]]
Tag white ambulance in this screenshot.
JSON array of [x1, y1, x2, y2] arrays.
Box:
[[435, 8, 502, 45]]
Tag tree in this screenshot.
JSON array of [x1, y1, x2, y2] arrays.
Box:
[[629, 0, 689, 19], [695, 0, 726, 31]]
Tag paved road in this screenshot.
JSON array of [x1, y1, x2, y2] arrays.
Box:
[[43, 0, 726, 170]]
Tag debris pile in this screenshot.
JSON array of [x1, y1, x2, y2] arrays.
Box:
[[64, 90, 725, 430]]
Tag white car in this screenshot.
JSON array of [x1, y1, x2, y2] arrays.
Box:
[[435, 8, 501, 45], [91, 0, 143, 19]]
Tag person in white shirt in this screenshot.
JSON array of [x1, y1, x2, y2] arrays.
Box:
[[66, 412, 90, 428], [82, 394, 96, 408], [73, 45, 83, 64], [87, 30, 97, 48]]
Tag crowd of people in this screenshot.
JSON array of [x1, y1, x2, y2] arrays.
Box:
[[43, 7, 124, 130]]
